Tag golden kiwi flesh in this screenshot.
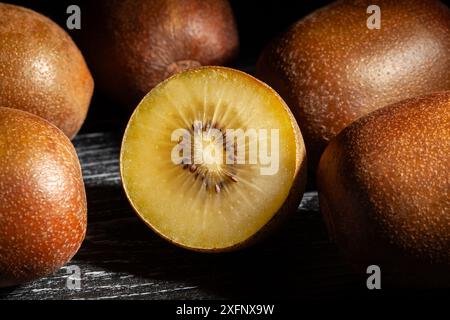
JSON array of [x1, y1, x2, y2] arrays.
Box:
[[121, 67, 307, 252]]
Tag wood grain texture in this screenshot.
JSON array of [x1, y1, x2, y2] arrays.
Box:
[[2, 128, 446, 300], [0, 131, 372, 300]]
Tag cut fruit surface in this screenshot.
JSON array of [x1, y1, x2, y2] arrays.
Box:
[[121, 67, 306, 251]]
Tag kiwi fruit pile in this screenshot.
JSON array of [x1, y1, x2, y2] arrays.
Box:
[[0, 3, 91, 286], [1, 0, 449, 289]]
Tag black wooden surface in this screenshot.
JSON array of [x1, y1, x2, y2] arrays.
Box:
[[2, 113, 446, 300], [0, 127, 371, 300]]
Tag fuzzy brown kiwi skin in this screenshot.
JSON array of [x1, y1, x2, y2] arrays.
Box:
[[80, 0, 239, 109], [257, 0, 450, 174], [120, 66, 307, 253], [317, 91, 450, 286], [0, 3, 94, 140], [0, 108, 87, 287]]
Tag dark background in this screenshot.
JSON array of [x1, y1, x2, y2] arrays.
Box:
[[5, 0, 450, 58], [5, 0, 450, 71], [4, 1, 333, 61]]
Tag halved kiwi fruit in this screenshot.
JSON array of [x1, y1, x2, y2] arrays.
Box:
[[121, 67, 306, 252]]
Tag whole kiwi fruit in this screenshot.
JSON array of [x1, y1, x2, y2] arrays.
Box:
[[0, 3, 94, 139], [317, 91, 450, 286], [257, 0, 450, 172], [0, 107, 87, 287], [80, 0, 239, 108]]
